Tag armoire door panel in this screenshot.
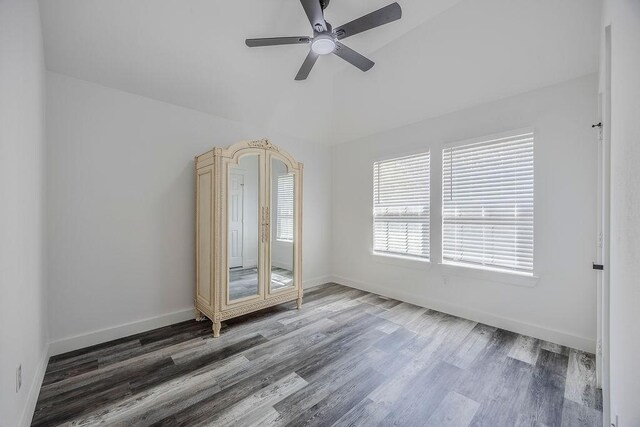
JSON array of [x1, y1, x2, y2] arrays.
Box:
[[268, 155, 296, 295], [196, 167, 213, 309], [226, 153, 262, 305]]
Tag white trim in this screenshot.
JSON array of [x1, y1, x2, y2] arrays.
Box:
[[241, 258, 257, 269], [19, 343, 50, 427], [303, 275, 333, 288], [275, 238, 294, 243], [372, 151, 431, 260], [329, 274, 595, 353], [441, 130, 535, 274], [48, 309, 194, 356], [439, 262, 539, 287], [271, 260, 293, 270], [47, 276, 331, 357]]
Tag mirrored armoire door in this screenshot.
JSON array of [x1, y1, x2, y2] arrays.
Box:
[[195, 139, 303, 337], [266, 152, 301, 297], [225, 150, 266, 306]]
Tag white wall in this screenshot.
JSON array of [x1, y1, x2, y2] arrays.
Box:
[[330, 0, 601, 143], [331, 74, 599, 352], [46, 72, 332, 354], [602, 0, 640, 425], [0, 1, 48, 426]]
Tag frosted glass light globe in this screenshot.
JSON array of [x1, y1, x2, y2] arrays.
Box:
[[311, 35, 336, 55]]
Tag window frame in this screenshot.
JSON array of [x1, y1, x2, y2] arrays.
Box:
[[372, 150, 431, 262], [276, 172, 294, 243], [440, 128, 535, 276]]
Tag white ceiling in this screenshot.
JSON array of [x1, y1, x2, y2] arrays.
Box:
[[332, 0, 603, 142], [39, 0, 601, 145]]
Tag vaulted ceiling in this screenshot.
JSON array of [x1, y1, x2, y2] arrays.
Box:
[[39, 0, 601, 145]]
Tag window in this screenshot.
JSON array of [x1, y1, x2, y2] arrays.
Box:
[[276, 173, 294, 242], [442, 132, 534, 274], [373, 152, 430, 260]]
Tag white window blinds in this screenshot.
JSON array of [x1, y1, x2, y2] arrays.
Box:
[[373, 152, 430, 259], [442, 132, 534, 274], [276, 173, 294, 242]]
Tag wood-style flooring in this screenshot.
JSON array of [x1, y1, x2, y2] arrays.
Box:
[[229, 267, 293, 300], [32, 283, 602, 426]]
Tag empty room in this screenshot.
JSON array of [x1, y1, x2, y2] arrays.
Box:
[[2, 0, 640, 426]]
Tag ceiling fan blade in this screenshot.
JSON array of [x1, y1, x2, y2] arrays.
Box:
[[333, 42, 374, 72], [245, 37, 310, 47], [300, 0, 327, 32], [334, 2, 402, 40], [295, 50, 320, 80]]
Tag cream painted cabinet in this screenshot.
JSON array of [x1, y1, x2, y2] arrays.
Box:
[[194, 139, 303, 337]]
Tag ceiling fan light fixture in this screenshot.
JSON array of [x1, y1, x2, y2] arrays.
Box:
[[245, 1, 402, 80], [311, 34, 336, 55]]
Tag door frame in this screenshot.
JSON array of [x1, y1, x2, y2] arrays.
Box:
[[228, 171, 245, 269], [595, 23, 612, 422]]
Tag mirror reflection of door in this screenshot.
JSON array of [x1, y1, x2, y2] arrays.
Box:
[[270, 157, 295, 292], [228, 173, 243, 268], [228, 155, 260, 301]]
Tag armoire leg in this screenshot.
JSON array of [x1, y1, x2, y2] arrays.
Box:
[[296, 297, 303, 310], [195, 309, 206, 322], [213, 320, 221, 337]]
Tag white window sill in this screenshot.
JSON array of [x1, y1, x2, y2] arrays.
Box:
[[439, 261, 539, 287], [370, 252, 432, 271]]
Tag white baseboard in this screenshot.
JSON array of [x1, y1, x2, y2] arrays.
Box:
[[20, 272, 592, 427], [330, 275, 596, 353], [20, 343, 49, 427], [303, 275, 333, 288], [47, 277, 330, 358], [48, 308, 195, 356], [241, 259, 257, 269], [272, 261, 293, 270], [47, 271, 591, 359]]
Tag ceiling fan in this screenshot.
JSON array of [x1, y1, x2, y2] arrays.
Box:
[[245, 0, 402, 80]]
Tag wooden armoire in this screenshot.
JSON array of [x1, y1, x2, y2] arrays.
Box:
[[194, 139, 303, 336]]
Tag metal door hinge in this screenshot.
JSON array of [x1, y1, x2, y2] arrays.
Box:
[[593, 263, 604, 270]]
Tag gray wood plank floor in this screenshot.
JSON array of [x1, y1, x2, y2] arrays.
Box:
[[229, 267, 293, 300], [32, 283, 602, 426]]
